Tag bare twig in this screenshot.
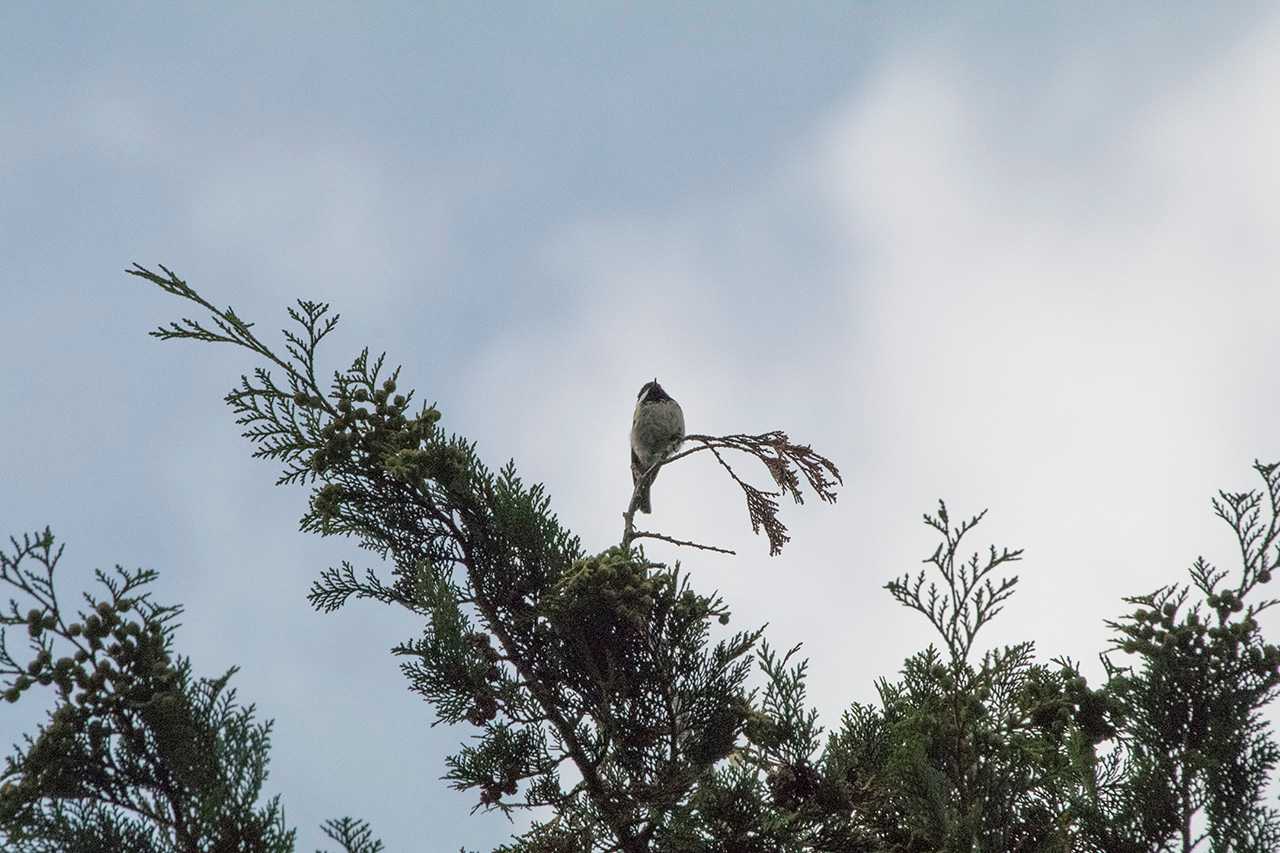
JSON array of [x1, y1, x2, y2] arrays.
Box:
[[631, 531, 736, 556], [621, 460, 661, 550]]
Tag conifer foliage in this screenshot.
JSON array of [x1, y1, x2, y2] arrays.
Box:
[[122, 264, 842, 851], [0, 529, 304, 852], [3, 265, 1278, 852]]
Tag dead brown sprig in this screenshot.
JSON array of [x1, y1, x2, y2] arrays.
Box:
[[622, 431, 841, 557]]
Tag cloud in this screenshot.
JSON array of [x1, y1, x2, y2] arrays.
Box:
[[185, 138, 453, 307], [461, 8, 1280, 733], [30, 77, 460, 315], [804, 9, 1280, 700]]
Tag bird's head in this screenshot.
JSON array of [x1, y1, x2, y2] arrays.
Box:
[[637, 378, 670, 403]]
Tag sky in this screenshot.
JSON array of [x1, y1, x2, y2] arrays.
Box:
[[3, 2, 1280, 850]]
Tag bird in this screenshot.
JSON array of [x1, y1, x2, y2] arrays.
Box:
[[631, 378, 685, 514]]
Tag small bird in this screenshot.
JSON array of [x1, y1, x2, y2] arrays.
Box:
[[631, 378, 685, 514]]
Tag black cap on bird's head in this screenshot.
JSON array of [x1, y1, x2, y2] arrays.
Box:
[[637, 378, 671, 403]]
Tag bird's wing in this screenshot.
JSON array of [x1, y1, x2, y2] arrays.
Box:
[[631, 446, 643, 485]]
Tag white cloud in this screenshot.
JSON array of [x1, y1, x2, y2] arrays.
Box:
[[40, 80, 459, 313], [186, 138, 449, 307], [464, 8, 1280, 735], [806, 10, 1280, 697]]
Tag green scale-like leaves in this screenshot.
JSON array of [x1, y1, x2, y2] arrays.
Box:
[[128, 265, 786, 852], [107, 265, 1280, 853]]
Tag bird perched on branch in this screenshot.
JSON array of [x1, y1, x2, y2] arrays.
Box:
[[631, 379, 685, 514]]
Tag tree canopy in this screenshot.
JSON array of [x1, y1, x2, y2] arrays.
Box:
[[2, 267, 1277, 852]]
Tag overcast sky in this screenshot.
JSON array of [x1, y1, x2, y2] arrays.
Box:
[[3, 3, 1280, 850]]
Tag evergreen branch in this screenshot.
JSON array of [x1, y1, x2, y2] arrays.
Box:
[[0, 530, 297, 853], [317, 816, 384, 853], [130, 264, 277, 364], [307, 562, 403, 614], [887, 501, 1023, 665]]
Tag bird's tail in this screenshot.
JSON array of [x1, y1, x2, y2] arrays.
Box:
[[638, 481, 652, 514]]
